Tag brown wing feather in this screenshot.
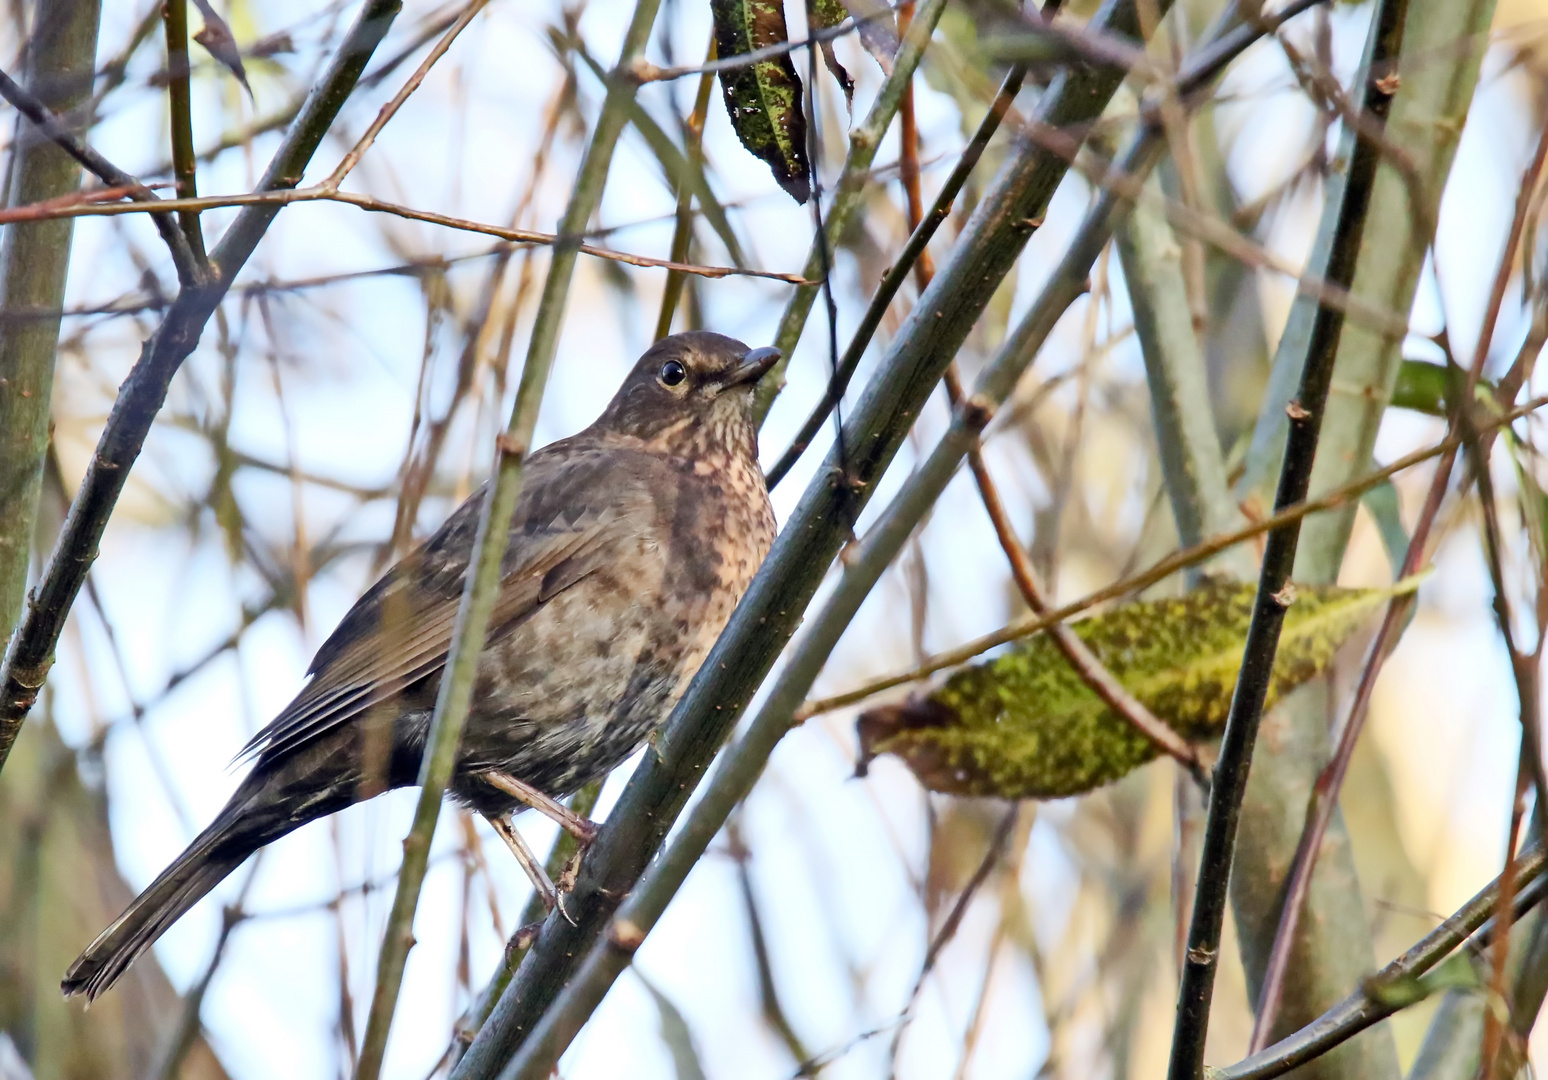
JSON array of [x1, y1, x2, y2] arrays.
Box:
[[243, 524, 616, 763], [238, 437, 668, 766]]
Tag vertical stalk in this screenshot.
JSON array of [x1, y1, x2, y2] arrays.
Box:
[[0, 0, 103, 639], [352, 1, 662, 1075], [1116, 171, 1249, 578], [161, 0, 206, 262], [1232, 0, 1496, 1070], [1164, 1, 1408, 1075]]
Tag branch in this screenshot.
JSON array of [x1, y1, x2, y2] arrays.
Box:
[[0, 186, 807, 282], [1165, 1, 1410, 1074], [0, 0, 405, 776], [352, 0, 663, 1073], [1213, 844, 1548, 1080]]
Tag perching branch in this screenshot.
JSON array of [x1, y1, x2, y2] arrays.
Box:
[[450, 1, 1169, 1074]]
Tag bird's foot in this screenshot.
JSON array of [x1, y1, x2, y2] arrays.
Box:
[[557, 847, 585, 896], [486, 813, 560, 913], [482, 770, 599, 846]]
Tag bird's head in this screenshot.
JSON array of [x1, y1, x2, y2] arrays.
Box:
[[595, 331, 780, 465]]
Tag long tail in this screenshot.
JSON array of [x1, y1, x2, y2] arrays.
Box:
[[62, 750, 359, 1002], [61, 809, 248, 1001]]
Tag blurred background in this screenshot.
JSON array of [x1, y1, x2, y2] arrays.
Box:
[[2, 0, 1548, 1077]]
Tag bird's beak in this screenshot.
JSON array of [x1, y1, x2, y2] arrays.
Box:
[[723, 346, 782, 388]]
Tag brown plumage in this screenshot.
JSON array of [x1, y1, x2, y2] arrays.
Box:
[[63, 331, 779, 1001]]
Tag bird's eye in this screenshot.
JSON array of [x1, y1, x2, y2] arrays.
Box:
[[659, 360, 687, 387]]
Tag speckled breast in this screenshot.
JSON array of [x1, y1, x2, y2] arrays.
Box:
[[448, 452, 774, 812]]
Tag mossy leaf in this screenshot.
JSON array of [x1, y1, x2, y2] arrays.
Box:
[[856, 578, 1421, 800], [710, 0, 811, 203]]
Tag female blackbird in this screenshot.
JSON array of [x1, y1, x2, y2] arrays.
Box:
[[63, 331, 779, 1000]]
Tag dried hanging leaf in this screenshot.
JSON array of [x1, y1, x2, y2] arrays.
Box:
[[710, 0, 812, 204], [190, 0, 252, 99], [856, 578, 1421, 800], [838, 0, 899, 74], [806, 0, 854, 110]]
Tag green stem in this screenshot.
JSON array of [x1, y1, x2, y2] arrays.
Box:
[[0, 0, 103, 641], [161, 0, 206, 263], [1115, 170, 1250, 580], [353, 1, 663, 1074]]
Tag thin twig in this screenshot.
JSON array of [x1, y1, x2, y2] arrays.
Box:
[[762, 63, 1027, 486], [887, 808, 1017, 1069], [0, 66, 200, 285], [1213, 844, 1548, 1080], [0, 185, 810, 282], [628, 8, 881, 83], [964, 423, 1210, 783], [325, 0, 492, 189], [727, 818, 811, 1065], [0, 187, 817, 284]]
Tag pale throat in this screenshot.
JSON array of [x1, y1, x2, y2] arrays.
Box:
[[644, 397, 756, 472]]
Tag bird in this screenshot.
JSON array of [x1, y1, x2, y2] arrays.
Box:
[[63, 331, 781, 1001]]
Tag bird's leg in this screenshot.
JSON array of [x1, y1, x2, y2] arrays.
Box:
[[484, 812, 559, 913], [482, 771, 599, 847]]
